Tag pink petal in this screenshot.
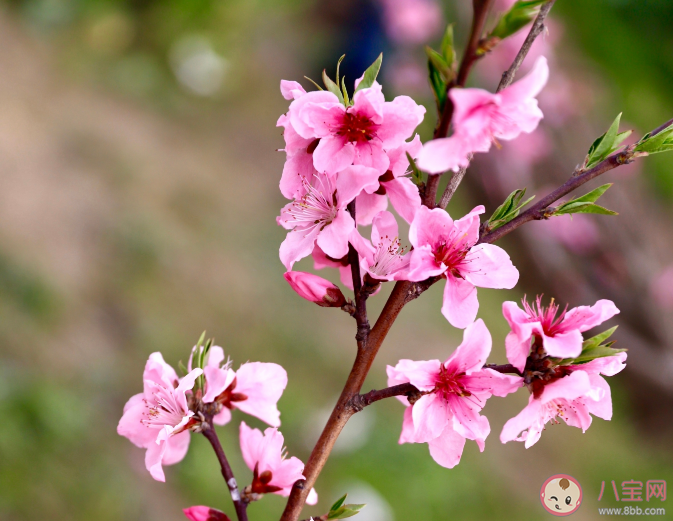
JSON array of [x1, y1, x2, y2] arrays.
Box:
[[203, 366, 236, 403], [540, 371, 592, 403], [355, 191, 389, 226], [505, 331, 530, 373], [406, 245, 445, 281], [427, 425, 467, 469], [117, 396, 156, 448], [444, 319, 491, 374], [316, 209, 354, 260], [336, 165, 383, 204], [183, 506, 211, 521], [269, 455, 305, 491], [412, 393, 450, 442], [575, 352, 627, 377], [280, 152, 315, 199], [371, 210, 399, 244], [163, 430, 191, 465], [500, 397, 542, 444], [541, 329, 583, 359], [279, 226, 321, 271], [462, 244, 519, 289], [386, 358, 442, 391], [378, 95, 426, 147], [462, 369, 523, 397], [313, 135, 355, 174], [213, 407, 232, 426], [451, 205, 485, 248], [441, 275, 479, 329], [398, 406, 416, 443], [450, 88, 497, 132], [145, 433, 169, 482], [408, 205, 453, 250], [351, 84, 385, 123], [280, 80, 306, 100], [233, 362, 287, 427], [416, 135, 472, 174], [448, 394, 490, 442], [499, 56, 549, 107], [384, 177, 421, 224], [239, 421, 265, 472], [206, 346, 225, 368], [306, 488, 319, 505], [353, 139, 390, 173], [561, 299, 620, 333], [283, 271, 345, 307], [289, 91, 341, 138], [583, 374, 612, 420]]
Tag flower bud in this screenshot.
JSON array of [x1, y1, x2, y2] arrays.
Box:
[[284, 271, 346, 308], [183, 506, 231, 521]]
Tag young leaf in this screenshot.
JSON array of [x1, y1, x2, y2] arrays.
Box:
[[634, 123, 673, 155], [490, 0, 546, 41], [440, 24, 457, 74], [327, 503, 366, 520], [553, 184, 617, 216], [335, 54, 345, 86], [556, 326, 625, 365], [304, 76, 324, 91], [585, 113, 627, 168], [330, 494, 347, 513], [427, 58, 447, 112], [341, 76, 350, 106], [569, 183, 612, 204], [323, 70, 345, 105], [406, 152, 423, 185], [487, 188, 535, 230], [354, 53, 383, 94], [582, 326, 618, 350], [425, 46, 451, 80]]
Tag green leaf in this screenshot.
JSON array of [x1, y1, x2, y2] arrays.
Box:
[[571, 183, 612, 204], [556, 326, 625, 365], [327, 504, 366, 520], [585, 113, 628, 168], [304, 76, 323, 91], [490, 0, 546, 41], [440, 24, 456, 72], [335, 54, 345, 86], [634, 123, 673, 155], [427, 57, 447, 112], [425, 46, 451, 80], [406, 152, 423, 185], [553, 202, 618, 216], [341, 76, 350, 106], [178, 360, 188, 376], [487, 188, 535, 230], [582, 326, 618, 350], [354, 53, 383, 94], [323, 70, 345, 105], [330, 494, 347, 513]]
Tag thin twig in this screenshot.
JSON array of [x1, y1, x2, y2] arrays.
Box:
[[350, 382, 421, 410], [202, 422, 249, 521], [496, 0, 556, 92], [346, 201, 370, 347], [484, 363, 523, 376], [438, 163, 469, 209]]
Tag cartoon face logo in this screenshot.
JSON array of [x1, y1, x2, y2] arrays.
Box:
[[540, 474, 582, 516]]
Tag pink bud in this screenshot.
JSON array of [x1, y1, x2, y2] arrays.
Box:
[[284, 271, 346, 308], [183, 506, 231, 521]]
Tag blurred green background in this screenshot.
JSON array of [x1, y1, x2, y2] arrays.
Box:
[[0, 1, 672, 520]]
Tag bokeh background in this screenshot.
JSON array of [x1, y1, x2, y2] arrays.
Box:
[[0, 0, 672, 520]]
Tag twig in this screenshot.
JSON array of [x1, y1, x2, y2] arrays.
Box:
[[438, 163, 469, 209], [484, 363, 523, 376], [496, 0, 556, 93], [346, 201, 370, 347], [202, 422, 249, 521], [350, 382, 421, 410]]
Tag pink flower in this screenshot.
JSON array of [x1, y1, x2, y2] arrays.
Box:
[[312, 244, 354, 290], [280, 80, 306, 101], [355, 135, 423, 225], [239, 422, 318, 504], [277, 168, 381, 270], [500, 352, 627, 448], [284, 271, 347, 307], [387, 320, 522, 468], [417, 56, 549, 173], [288, 83, 425, 175], [277, 114, 318, 200], [117, 353, 203, 482], [183, 506, 231, 521], [407, 205, 519, 328], [199, 346, 287, 427], [350, 210, 410, 282], [503, 297, 620, 372], [378, 0, 443, 45]]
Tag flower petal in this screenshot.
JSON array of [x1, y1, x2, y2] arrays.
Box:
[[441, 275, 479, 329]]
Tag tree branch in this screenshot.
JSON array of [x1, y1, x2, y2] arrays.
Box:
[[202, 422, 249, 521], [350, 382, 422, 410], [438, 163, 469, 209], [347, 201, 370, 347], [496, 0, 556, 93]]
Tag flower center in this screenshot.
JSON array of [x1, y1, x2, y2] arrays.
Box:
[[370, 236, 409, 278], [434, 365, 471, 398], [142, 383, 188, 430], [337, 110, 378, 144], [285, 175, 338, 231], [433, 234, 469, 273], [522, 296, 568, 336]]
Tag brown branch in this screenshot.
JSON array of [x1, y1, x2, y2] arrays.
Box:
[[479, 147, 636, 245], [350, 382, 422, 410], [202, 422, 249, 521], [484, 363, 523, 376], [496, 0, 556, 93], [438, 163, 469, 209], [426, 0, 495, 208], [346, 201, 370, 347]]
